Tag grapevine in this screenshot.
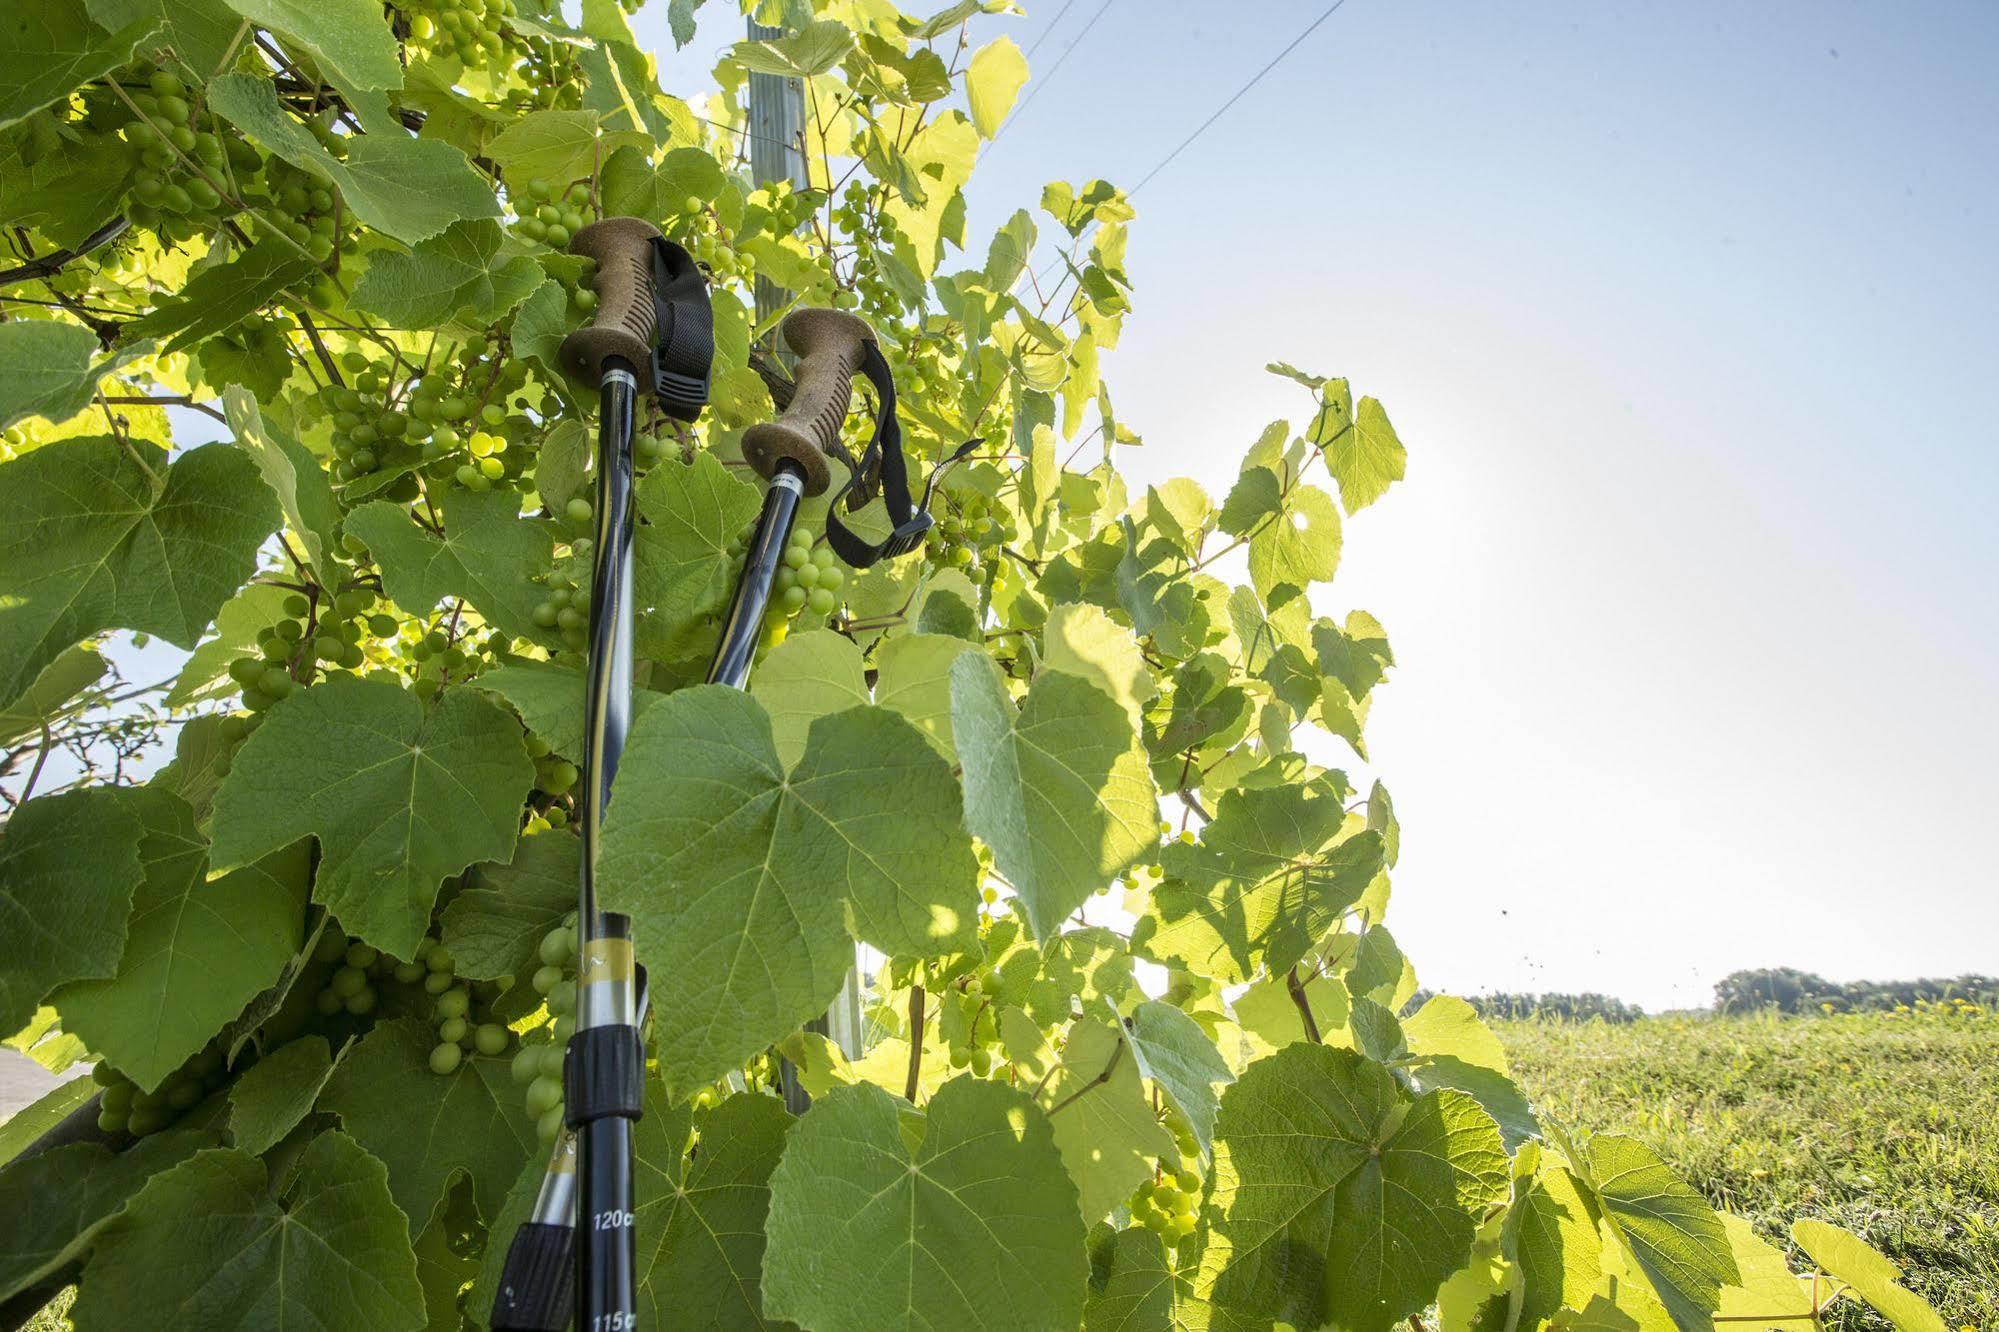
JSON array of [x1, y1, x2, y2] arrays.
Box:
[[0, 3, 1941, 1332]]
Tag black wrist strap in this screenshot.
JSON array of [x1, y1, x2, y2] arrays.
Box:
[[650, 237, 712, 421], [823, 340, 981, 569]]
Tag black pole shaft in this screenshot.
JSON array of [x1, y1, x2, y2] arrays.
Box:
[[575, 360, 641, 1332], [707, 461, 804, 690], [705, 461, 819, 1113]]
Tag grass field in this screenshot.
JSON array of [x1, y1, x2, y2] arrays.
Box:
[[1497, 1008, 1999, 1330]]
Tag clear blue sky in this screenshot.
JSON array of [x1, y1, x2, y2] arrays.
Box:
[[655, 2, 1999, 1009]]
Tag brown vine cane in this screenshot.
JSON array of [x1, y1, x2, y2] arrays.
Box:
[[740, 308, 875, 497], [560, 217, 665, 392]]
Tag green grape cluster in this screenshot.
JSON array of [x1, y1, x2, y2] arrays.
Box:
[[92, 1042, 227, 1137], [828, 180, 908, 318], [760, 526, 847, 648], [921, 490, 1011, 575], [509, 918, 579, 1143], [224, 586, 383, 712], [1129, 1159, 1203, 1243], [399, 0, 528, 70], [944, 967, 1007, 1076], [510, 177, 594, 252]]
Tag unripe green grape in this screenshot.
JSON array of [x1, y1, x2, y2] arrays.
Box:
[[228, 657, 263, 687], [315, 926, 349, 963], [819, 565, 845, 591], [795, 562, 820, 589], [780, 585, 807, 612], [435, 987, 471, 1020], [330, 965, 367, 999], [547, 980, 575, 1016], [538, 928, 571, 967], [427, 944, 456, 974], [128, 1106, 168, 1136], [531, 964, 563, 995], [526, 1074, 563, 1116], [541, 760, 578, 794], [538, 1042, 566, 1078], [429, 1042, 463, 1075], [808, 588, 836, 616], [313, 986, 343, 1017], [392, 960, 425, 984], [438, 1015, 468, 1044], [474, 1023, 509, 1056], [537, 1105, 565, 1144], [511, 1045, 541, 1085], [782, 545, 808, 570], [282, 593, 310, 617], [344, 985, 377, 1016], [97, 1106, 129, 1133], [101, 1082, 134, 1113]]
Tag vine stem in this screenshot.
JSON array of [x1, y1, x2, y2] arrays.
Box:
[[903, 985, 926, 1102], [1045, 1035, 1125, 1117], [1286, 966, 1323, 1043]]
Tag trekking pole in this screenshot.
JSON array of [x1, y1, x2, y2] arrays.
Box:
[[486, 216, 710, 1332]]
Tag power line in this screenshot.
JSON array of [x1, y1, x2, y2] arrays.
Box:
[[991, 0, 1117, 142], [1023, 0, 1081, 61], [1028, 0, 1353, 290], [1130, 0, 1351, 198]]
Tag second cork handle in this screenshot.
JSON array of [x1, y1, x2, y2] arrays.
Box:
[[741, 308, 875, 497]]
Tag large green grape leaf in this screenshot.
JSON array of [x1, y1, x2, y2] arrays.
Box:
[[1790, 1220, 1942, 1332], [1125, 999, 1234, 1159], [749, 628, 868, 769], [319, 1018, 538, 1234], [1577, 1135, 1738, 1332], [127, 239, 316, 352], [1040, 1019, 1176, 1224], [1247, 481, 1341, 600], [1207, 1044, 1509, 1332], [872, 632, 978, 760], [350, 220, 545, 329], [951, 654, 1157, 942], [1315, 390, 1407, 516], [347, 488, 554, 646], [0, 1, 156, 130], [163, 582, 291, 708], [1512, 1151, 1607, 1330], [631, 449, 762, 660], [0, 437, 277, 706], [486, 109, 651, 185], [0, 320, 98, 430], [633, 1086, 795, 1331], [222, 385, 339, 578], [1713, 1214, 1820, 1331], [218, 0, 401, 92], [965, 36, 1028, 137], [0, 1129, 212, 1304], [1085, 1224, 1199, 1332], [226, 1033, 338, 1157], [209, 677, 534, 958], [763, 1077, 1088, 1332], [53, 787, 308, 1092], [1142, 779, 1380, 983], [0, 644, 103, 743], [439, 831, 576, 981], [70, 1132, 425, 1330], [206, 73, 497, 244], [1400, 995, 1540, 1150], [598, 687, 978, 1096], [83, 0, 238, 71], [730, 19, 854, 78], [0, 787, 144, 1034], [1043, 601, 1155, 725]]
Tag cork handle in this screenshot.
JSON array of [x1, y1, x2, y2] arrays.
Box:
[[560, 218, 662, 390], [741, 308, 875, 497]]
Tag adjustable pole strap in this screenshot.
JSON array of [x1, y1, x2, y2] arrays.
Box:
[[649, 237, 712, 421], [822, 340, 980, 568]]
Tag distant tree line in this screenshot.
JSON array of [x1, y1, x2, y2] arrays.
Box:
[[1405, 990, 1645, 1023], [1711, 968, 1999, 1014]]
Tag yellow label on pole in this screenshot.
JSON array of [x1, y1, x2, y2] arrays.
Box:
[[578, 938, 635, 987]]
